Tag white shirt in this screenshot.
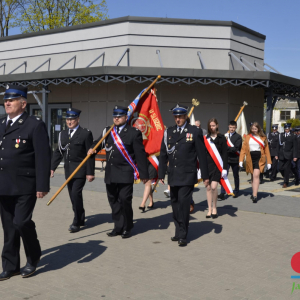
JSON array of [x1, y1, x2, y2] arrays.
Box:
[[117, 124, 126, 134], [69, 125, 79, 138], [249, 135, 263, 151], [177, 122, 187, 133], [230, 131, 236, 138], [6, 113, 24, 126]]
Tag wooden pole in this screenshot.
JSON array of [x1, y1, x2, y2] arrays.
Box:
[[188, 106, 195, 118], [47, 75, 161, 206], [234, 101, 248, 122]]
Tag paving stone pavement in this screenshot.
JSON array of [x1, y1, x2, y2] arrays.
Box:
[[1, 167, 300, 299]]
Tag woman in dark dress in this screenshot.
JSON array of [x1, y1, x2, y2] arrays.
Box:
[[138, 160, 157, 211], [205, 118, 228, 218]]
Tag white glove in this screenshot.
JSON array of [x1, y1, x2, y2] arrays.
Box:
[[267, 164, 271, 170], [239, 162, 243, 168], [221, 170, 227, 178]]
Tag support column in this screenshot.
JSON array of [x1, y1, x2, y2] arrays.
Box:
[[42, 85, 49, 132], [265, 88, 273, 134]]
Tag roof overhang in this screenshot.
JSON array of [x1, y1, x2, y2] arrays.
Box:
[[0, 67, 299, 98]]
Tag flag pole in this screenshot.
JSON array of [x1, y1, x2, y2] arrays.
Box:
[[47, 75, 161, 206], [234, 101, 248, 122], [188, 98, 200, 118]]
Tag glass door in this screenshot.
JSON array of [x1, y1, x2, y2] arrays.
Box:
[[29, 104, 71, 152]]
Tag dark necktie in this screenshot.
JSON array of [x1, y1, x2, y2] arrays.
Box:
[[69, 129, 74, 139], [5, 120, 12, 132]]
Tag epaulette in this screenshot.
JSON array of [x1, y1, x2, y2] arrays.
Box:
[[29, 115, 42, 122], [0, 118, 6, 124], [82, 128, 90, 132]]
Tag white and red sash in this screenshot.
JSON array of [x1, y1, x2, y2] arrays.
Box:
[[250, 134, 265, 150], [225, 134, 240, 156], [203, 136, 234, 195], [110, 127, 140, 182], [148, 155, 159, 182]]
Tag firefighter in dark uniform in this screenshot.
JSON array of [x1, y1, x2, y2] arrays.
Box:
[[88, 106, 148, 239], [0, 85, 51, 280], [277, 123, 298, 188], [291, 127, 300, 185], [51, 108, 95, 233], [267, 124, 280, 181], [158, 104, 209, 246]]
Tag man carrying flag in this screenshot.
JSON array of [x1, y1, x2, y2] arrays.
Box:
[[88, 103, 148, 239]]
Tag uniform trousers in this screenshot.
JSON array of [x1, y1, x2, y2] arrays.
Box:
[[0, 194, 41, 272], [67, 178, 86, 226], [291, 160, 300, 183], [279, 158, 292, 184], [170, 185, 194, 239], [269, 156, 278, 180], [106, 183, 133, 233], [220, 163, 239, 194]]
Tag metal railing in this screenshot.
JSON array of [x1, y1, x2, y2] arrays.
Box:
[[86, 52, 105, 68], [115, 48, 130, 66], [9, 61, 27, 74], [32, 58, 51, 72], [57, 55, 76, 70]]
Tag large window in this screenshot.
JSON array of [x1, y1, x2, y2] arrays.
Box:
[[280, 111, 291, 120], [296, 110, 300, 119]]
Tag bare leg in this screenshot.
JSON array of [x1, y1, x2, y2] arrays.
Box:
[[252, 169, 260, 197], [210, 181, 219, 214], [206, 184, 212, 215], [140, 180, 152, 208]]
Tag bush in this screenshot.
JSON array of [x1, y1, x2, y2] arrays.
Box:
[[281, 118, 300, 128]]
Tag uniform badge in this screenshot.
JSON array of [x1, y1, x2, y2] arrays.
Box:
[[168, 144, 170, 148], [23, 140, 26, 143], [186, 133, 190, 142], [115, 106, 118, 109], [169, 136, 171, 140], [68, 108, 71, 111], [173, 130, 176, 133], [190, 133, 193, 141], [2, 120, 4, 124], [15, 139, 20, 148], [18, 119, 23, 124], [6, 85, 9, 90], [184, 128, 188, 132], [124, 128, 127, 132]]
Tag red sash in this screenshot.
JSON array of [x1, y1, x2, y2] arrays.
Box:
[[250, 134, 265, 150], [203, 136, 234, 195], [226, 135, 240, 156]]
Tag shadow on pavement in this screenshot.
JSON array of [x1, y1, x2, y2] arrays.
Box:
[[194, 201, 238, 217], [188, 221, 223, 242], [80, 213, 113, 231], [36, 240, 107, 274]]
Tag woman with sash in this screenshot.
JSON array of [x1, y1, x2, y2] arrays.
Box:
[[204, 118, 228, 218], [239, 122, 272, 203]]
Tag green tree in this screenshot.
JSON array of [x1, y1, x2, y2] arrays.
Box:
[[16, 0, 108, 33], [281, 118, 300, 128], [0, 0, 21, 36]]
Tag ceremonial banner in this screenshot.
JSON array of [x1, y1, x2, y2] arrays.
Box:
[[130, 89, 164, 175], [236, 111, 248, 139], [190, 112, 195, 126]]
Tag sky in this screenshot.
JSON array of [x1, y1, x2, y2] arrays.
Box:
[[9, 0, 300, 79]]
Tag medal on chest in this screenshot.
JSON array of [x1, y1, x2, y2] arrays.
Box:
[[15, 139, 20, 148], [186, 133, 193, 141]]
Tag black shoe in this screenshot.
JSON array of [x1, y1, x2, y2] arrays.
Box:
[[295, 182, 299, 186], [121, 230, 131, 238], [218, 193, 225, 200], [260, 180, 263, 184], [139, 206, 145, 212], [68, 225, 80, 233], [233, 192, 239, 198], [171, 236, 179, 242], [250, 195, 254, 200], [107, 230, 121, 237], [206, 213, 212, 218], [21, 260, 40, 278], [0, 270, 20, 281], [147, 203, 154, 209], [178, 239, 187, 246], [252, 197, 257, 203], [212, 213, 218, 219]]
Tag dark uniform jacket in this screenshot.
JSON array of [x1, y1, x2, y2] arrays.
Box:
[[0, 112, 51, 196], [277, 132, 297, 160], [158, 124, 209, 186], [267, 132, 279, 157], [225, 132, 242, 164], [296, 135, 300, 159], [51, 126, 95, 179], [92, 124, 148, 184]]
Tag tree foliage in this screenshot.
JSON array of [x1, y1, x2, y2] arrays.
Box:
[[281, 118, 300, 128], [15, 0, 108, 33], [0, 0, 21, 37]]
